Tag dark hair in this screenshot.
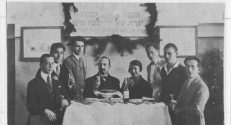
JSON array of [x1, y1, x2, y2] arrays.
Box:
[[129, 60, 142, 72], [184, 56, 201, 67], [163, 43, 178, 53], [40, 54, 53, 65], [145, 43, 159, 51], [50, 43, 66, 53], [68, 36, 86, 46], [98, 56, 111, 66]]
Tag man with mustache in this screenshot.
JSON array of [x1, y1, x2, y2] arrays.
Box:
[[83, 56, 122, 98], [59, 37, 87, 100]]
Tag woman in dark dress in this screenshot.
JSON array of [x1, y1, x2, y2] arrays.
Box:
[[122, 60, 153, 99]]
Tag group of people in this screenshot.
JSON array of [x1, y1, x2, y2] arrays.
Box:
[[26, 36, 209, 125]]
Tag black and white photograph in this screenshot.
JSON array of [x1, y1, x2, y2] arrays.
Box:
[[0, 0, 230, 125]]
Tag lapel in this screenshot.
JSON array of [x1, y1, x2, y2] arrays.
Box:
[[180, 76, 200, 101], [35, 70, 50, 102], [71, 54, 86, 71]]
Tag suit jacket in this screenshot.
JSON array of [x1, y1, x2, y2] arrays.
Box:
[[27, 69, 67, 125], [160, 64, 187, 104], [59, 54, 87, 99], [83, 74, 121, 98], [174, 75, 209, 125], [122, 76, 152, 99]]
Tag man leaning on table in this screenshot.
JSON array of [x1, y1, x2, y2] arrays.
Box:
[[83, 56, 122, 98], [27, 54, 69, 125], [169, 56, 209, 125]]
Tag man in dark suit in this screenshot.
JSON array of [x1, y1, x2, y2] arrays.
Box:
[[50, 43, 65, 78], [160, 43, 187, 123], [170, 56, 209, 125], [27, 54, 68, 125], [59, 37, 87, 100], [83, 56, 122, 98]]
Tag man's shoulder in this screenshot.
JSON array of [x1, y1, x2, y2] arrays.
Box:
[[28, 76, 40, 87], [108, 75, 119, 81], [63, 55, 73, 63], [194, 76, 208, 90]]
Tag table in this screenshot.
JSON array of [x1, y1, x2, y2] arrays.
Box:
[[62, 100, 172, 125]]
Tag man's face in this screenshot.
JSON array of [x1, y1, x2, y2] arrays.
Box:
[[51, 47, 64, 64], [129, 65, 141, 78], [40, 57, 54, 74], [98, 58, 110, 75], [146, 46, 159, 62], [185, 60, 200, 78], [164, 47, 177, 64], [72, 41, 84, 56]]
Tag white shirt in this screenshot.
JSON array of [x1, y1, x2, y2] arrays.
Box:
[[73, 52, 80, 61], [40, 70, 51, 83], [163, 61, 180, 75], [54, 63, 61, 74]]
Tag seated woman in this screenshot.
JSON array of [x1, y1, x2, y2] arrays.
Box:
[[122, 60, 153, 99]]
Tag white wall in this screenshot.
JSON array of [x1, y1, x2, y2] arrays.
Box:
[[7, 2, 224, 125]]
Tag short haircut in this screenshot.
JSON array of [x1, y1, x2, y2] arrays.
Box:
[[98, 56, 111, 66], [163, 43, 178, 53], [68, 36, 86, 46], [40, 54, 53, 65], [145, 43, 159, 52], [184, 56, 201, 67], [129, 60, 142, 72], [50, 43, 66, 53]]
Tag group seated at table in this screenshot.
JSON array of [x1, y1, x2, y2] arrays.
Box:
[[83, 58, 153, 99]]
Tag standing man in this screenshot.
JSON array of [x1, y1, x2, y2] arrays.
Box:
[[27, 54, 68, 125], [50, 43, 65, 78], [160, 43, 186, 123], [83, 56, 121, 98], [160, 43, 186, 103], [170, 56, 209, 125], [59, 37, 87, 100], [145, 44, 165, 100]]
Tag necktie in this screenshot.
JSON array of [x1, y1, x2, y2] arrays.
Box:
[[56, 65, 60, 76], [47, 75, 52, 92]]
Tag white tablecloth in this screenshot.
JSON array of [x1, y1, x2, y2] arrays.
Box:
[[62, 101, 172, 125]]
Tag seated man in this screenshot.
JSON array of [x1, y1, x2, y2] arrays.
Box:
[[83, 56, 122, 98], [170, 56, 209, 125], [27, 54, 68, 125], [122, 60, 152, 99]]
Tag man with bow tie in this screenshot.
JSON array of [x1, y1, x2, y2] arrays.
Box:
[[27, 54, 68, 125], [83, 56, 122, 98]]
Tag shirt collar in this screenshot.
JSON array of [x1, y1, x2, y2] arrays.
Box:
[[151, 58, 160, 65], [163, 61, 180, 75], [73, 52, 80, 61], [186, 75, 198, 88], [40, 70, 51, 83]]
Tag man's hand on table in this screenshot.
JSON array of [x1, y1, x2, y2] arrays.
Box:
[[61, 99, 69, 108], [44, 109, 57, 122]]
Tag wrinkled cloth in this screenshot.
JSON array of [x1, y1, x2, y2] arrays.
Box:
[[63, 102, 172, 125]]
